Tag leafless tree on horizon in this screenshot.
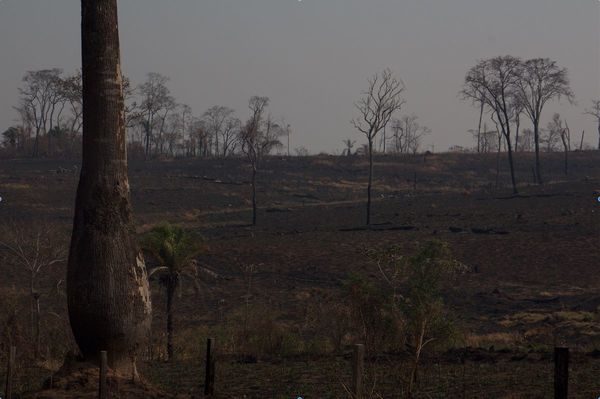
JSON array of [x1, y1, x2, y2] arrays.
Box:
[[584, 99, 600, 151], [514, 58, 574, 184], [462, 56, 521, 195], [352, 68, 405, 225]]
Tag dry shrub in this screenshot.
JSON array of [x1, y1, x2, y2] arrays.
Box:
[[221, 304, 303, 359], [0, 287, 27, 357], [341, 273, 403, 353], [172, 325, 211, 361], [466, 332, 524, 348], [315, 300, 353, 354]]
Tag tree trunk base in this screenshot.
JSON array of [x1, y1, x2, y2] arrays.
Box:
[[22, 354, 174, 399]]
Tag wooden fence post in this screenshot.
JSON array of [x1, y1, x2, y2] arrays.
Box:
[[554, 347, 569, 399], [99, 350, 108, 399], [4, 346, 15, 399], [352, 344, 364, 399], [204, 338, 215, 396]]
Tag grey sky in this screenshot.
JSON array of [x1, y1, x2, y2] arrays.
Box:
[[0, 0, 598, 152]]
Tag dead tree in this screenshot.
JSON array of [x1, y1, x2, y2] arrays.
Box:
[[514, 58, 574, 184], [239, 96, 282, 225], [203, 105, 239, 157], [561, 121, 571, 175], [584, 100, 600, 150], [15, 69, 66, 157], [462, 56, 521, 195], [137, 72, 175, 158], [548, 113, 571, 176], [352, 69, 405, 225], [392, 114, 430, 155], [0, 224, 65, 358]]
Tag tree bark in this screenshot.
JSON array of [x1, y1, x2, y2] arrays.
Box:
[[67, 0, 151, 374]]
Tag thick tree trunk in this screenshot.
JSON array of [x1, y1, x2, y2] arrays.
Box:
[[67, 0, 151, 374], [597, 123, 600, 150], [366, 139, 373, 226]]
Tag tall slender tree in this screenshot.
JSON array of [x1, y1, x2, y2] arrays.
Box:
[[67, 0, 151, 374], [514, 58, 573, 184], [239, 96, 282, 226], [462, 56, 521, 194], [352, 69, 405, 225], [584, 100, 600, 150]]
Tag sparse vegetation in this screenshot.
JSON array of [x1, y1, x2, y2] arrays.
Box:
[[0, 0, 598, 397]]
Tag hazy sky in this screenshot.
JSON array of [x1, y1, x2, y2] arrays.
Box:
[[0, 0, 598, 152]]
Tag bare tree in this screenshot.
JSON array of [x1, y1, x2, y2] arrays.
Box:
[[163, 113, 183, 157], [239, 96, 282, 225], [584, 99, 600, 150], [222, 115, 241, 157], [547, 113, 570, 175], [561, 121, 571, 175], [464, 76, 487, 153], [203, 106, 239, 157], [68, 0, 152, 374], [541, 126, 561, 153], [0, 223, 66, 358], [203, 105, 229, 156], [392, 114, 430, 154], [514, 58, 574, 184], [513, 101, 523, 153], [16, 69, 65, 157], [462, 56, 521, 194], [137, 72, 174, 158], [166, 104, 193, 157], [60, 71, 83, 136], [519, 128, 533, 152], [352, 69, 405, 225]]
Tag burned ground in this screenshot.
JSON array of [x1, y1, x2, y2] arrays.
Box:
[[1, 151, 599, 397]]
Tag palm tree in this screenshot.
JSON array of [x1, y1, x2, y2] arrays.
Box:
[[142, 225, 205, 361], [67, 0, 151, 375]]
